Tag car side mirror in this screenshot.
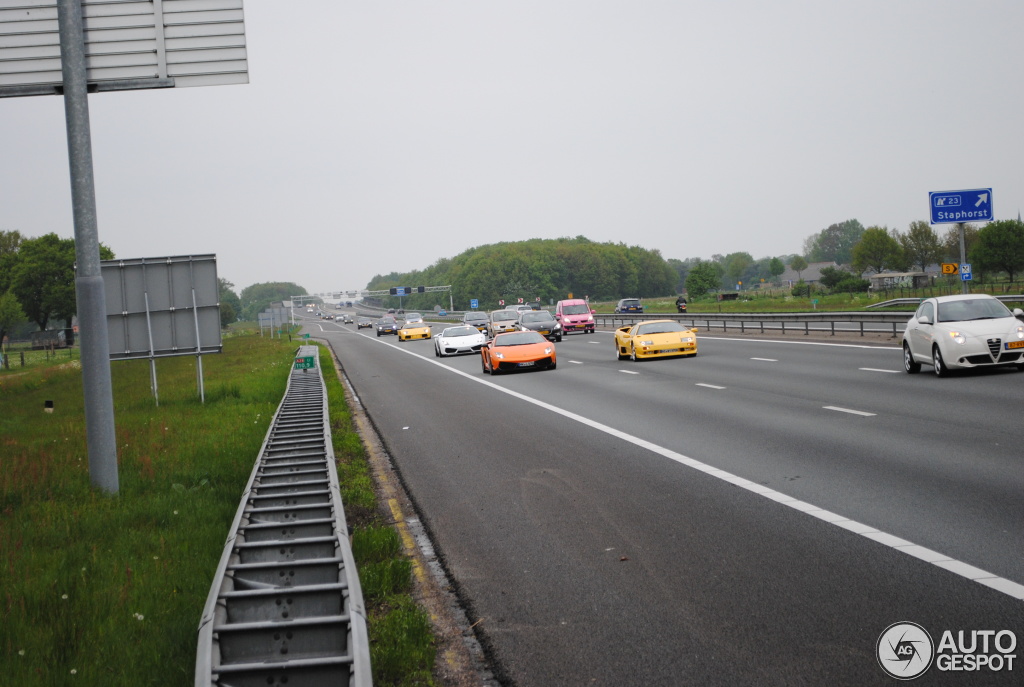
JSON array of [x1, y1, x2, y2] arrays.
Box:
[[917, 315, 932, 325], [691, 327, 699, 333], [591, 309, 596, 314], [1014, 308, 1024, 319]]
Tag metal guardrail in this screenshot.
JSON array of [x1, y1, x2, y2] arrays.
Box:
[[195, 345, 371, 687], [593, 312, 914, 338]]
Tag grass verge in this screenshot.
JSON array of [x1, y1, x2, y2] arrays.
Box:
[[0, 333, 434, 686]]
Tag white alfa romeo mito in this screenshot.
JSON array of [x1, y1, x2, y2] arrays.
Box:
[[902, 294, 1024, 377]]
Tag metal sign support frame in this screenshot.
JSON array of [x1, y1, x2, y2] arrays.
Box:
[[59, 0, 119, 494]]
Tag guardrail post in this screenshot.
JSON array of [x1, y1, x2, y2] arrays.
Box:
[[860, 322, 865, 337], [781, 321, 786, 335], [831, 322, 835, 336], [804, 322, 809, 336]]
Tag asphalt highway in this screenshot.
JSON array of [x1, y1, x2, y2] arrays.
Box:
[[304, 313, 1023, 686]]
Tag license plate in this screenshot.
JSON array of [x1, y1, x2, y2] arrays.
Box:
[[517, 361, 535, 367], [1006, 340, 1024, 350], [662, 348, 680, 353]]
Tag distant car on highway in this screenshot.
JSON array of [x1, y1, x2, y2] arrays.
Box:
[[516, 310, 562, 342], [398, 319, 431, 342], [434, 325, 487, 357], [487, 309, 520, 338], [462, 312, 488, 332], [614, 298, 644, 314], [357, 317, 373, 329], [403, 312, 424, 324], [481, 330, 557, 374], [343, 313, 354, 324], [376, 316, 398, 337], [555, 299, 595, 334], [902, 294, 1024, 377], [614, 319, 698, 361]]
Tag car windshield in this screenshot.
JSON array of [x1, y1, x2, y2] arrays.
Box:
[[621, 300, 640, 307], [491, 311, 517, 321], [494, 331, 546, 346], [443, 327, 478, 337], [521, 312, 554, 323], [636, 322, 688, 335], [937, 298, 1012, 323], [404, 313, 423, 323], [563, 304, 590, 315], [464, 314, 486, 322]]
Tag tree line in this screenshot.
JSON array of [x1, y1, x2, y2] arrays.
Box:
[[4, 216, 1023, 340], [366, 236, 678, 311]]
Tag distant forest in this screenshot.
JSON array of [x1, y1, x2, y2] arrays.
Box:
[[365, 236, 679, 311]]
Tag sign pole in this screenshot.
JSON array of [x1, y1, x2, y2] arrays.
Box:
[[958, 225, 968, 294], [58, 0, 119, 494]]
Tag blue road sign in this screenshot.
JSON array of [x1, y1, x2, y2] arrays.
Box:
[[470, 298, 479, 309], [929, 188, 993, 224], [960, 264, 972, 281]]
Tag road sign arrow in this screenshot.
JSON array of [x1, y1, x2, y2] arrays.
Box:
[[975, 193, 989, 207]]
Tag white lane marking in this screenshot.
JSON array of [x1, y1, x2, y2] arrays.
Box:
[[587, 341, 601, 344], [707, 336, 900, 350], [823, 406, 876, 417], [619, 370, 640, 375], [751, 357, 777, 362], [695, 383, 726, 389], [860, 367, 900, 374], [569, 360, 584, 365], [356, 332, 1024, 600]]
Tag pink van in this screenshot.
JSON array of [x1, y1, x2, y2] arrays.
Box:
[[554, 299, 595, 334]]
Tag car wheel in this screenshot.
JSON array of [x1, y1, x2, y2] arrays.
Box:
[[548, 362, 556, 370], [615, 342, 627, 360], [481, 356, 489, 374], [556, 335, 562, 342], [932, 346, 949, 377], [903, 342, 921, 374], [434, 344, 440, 357], [630, 345, 638, 362], [376, 331, 381, 337]]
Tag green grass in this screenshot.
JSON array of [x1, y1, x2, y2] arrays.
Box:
[[594, 281, 1024, 315], [0, 333, 435, 686]]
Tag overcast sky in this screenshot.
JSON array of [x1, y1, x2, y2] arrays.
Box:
[[3, 1, 1023, 296]]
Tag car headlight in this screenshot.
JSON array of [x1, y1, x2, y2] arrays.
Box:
[[544, 347, 553, 355], [495, 352, 505, 359], [640, 339, 653, 346], [947, 331, 966, 345], [585, 316, 593, 322], [682, 337, 694, 343], [554, 323, 561, 330], [1015, 325, 1024, 340]]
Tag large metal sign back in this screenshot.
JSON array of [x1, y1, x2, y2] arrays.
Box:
[[0, 0, 248, 97], [102, 254, 222, 360]]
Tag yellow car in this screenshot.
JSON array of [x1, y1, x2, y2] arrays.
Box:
[[398, 320, 432, 341], [614, 319, 698, 361]]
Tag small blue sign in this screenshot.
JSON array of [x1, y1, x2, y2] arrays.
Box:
[[395, 287, 407, 296], [470, 298, 479, 309], [960, 263, 972, 281], [929, 188, 993, 224]]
